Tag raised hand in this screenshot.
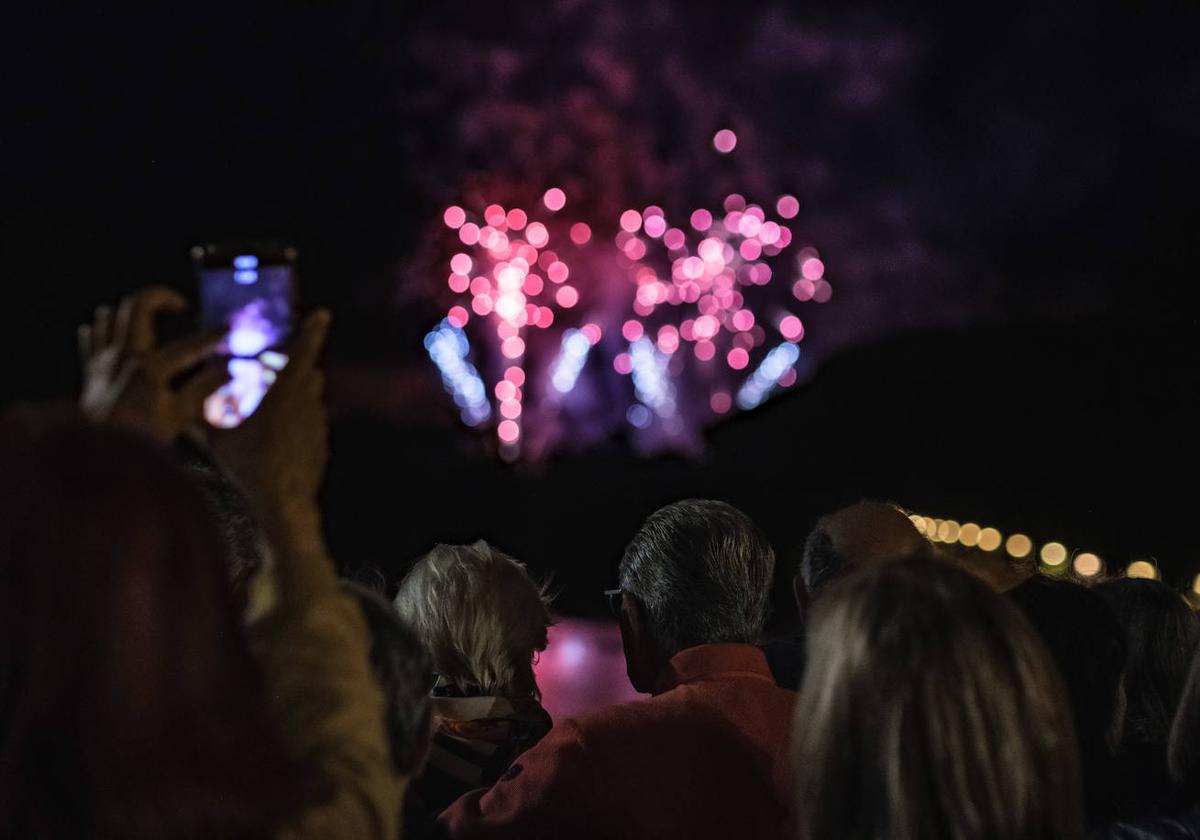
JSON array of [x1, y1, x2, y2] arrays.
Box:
[[208, 309, 331, 529], [79, 286, 229, 443]]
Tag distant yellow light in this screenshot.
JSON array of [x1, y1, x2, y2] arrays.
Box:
[[1074, 552, 1103, 578], [1041, 542, 1068, 567], [928, 519, 944, 542], [1193, 574, 1200, 595], [1006, 533, 1033, 559], [909, 514, 925, 534], [1126, 560, 1158, 580], [977, 527, 1002, 552], [959, 523, 981, 547], [938, 520, 961, 543]]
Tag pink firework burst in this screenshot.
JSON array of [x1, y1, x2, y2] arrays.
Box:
[[437, 189, 586, 459], [612, 192, 830, 444]]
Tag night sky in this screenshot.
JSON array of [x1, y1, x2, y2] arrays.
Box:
[[3, 1, 1198, 616]]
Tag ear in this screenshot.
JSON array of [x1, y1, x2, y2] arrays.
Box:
[[619, 592, 664, 694]]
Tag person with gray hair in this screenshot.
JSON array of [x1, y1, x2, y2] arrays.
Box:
[[394, 541, 553, 815], [441, 499, 796, 840]]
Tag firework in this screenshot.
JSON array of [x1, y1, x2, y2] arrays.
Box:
[[431, 188, 589, 459], [609, 170, 829, 448]]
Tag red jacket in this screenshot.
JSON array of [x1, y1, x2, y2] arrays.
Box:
[[440, 643, 796, 839]]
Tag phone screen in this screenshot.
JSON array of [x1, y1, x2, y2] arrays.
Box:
[[196, 249, 295, 428]]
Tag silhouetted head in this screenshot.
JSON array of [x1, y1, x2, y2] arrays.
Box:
[[0, 411, 288, 838], [795, 555, 1082, 840]]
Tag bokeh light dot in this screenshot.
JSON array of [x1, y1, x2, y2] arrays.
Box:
[[938, 520, 961, 543], [556, 285, 579, 308], [458, 223, 480, 245], [1005, 533, 1033, 559], [626, 404, 652, 428], [713, 129, 738, 153], [497, 420, 520, 443], [526, 222, 549, 248], [505, 208, 527, 230], [779, 315, 804, 341], [501, 336, 525, 358], [443, 205, 466, 229], [977, 527, 1002, 552], [1074, 552, 1102, 578], [547, 261, 570, 283], [727, 347, 750, 370], [565, 222, 590, 245], [776, 195, 799, 219], [731, 309, 755, 331], [1126, 560, 1158, 580], [1040, 542, 1068, 566], [958, 523, 981, 547], [663, 228, 686, 250], [801, 257, 825, 281], [543, 188, 566, 212], [643, 215, 667, 238]]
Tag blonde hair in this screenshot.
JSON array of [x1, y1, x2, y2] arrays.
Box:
[[394, 541, 552, 700]]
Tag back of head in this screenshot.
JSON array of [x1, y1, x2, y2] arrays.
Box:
[[800, 500, 930, 600], [342, 582, 436, 776], [619, 499, 775, 657], [1008, 576, 1126, 753], [0, 412, 284, 838], [794, 555, 1082, 840], [394, 541, 550, 700], [1008, 575, 1125, 827], [1095, 577, 1200, 746]]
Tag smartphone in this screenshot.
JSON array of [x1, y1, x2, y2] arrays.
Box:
[[192, 242, 297, 428]]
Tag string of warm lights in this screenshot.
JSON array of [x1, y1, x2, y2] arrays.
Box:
[[908, 513, 1200, 603]]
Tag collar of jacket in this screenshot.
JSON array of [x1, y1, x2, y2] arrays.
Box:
[[653, 643, 776, 696]]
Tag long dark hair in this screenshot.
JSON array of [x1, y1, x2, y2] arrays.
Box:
[[0, 413, 289, 838], [1095, 577, 1200, 747], [793, 556, 1083, 840], [1169, 637, 1200, 795]]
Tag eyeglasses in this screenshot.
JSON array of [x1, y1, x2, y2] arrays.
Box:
[[603, 587, 623, 618]]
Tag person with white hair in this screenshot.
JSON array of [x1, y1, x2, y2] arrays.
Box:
[[394, 541, 553, 814]]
